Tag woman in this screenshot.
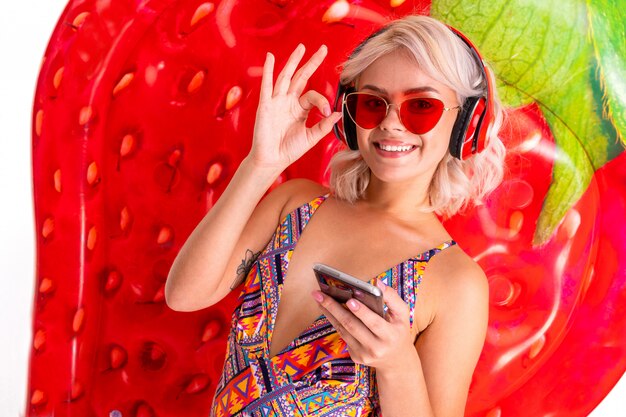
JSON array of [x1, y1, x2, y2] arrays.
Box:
[[166, 14, 505, 417]]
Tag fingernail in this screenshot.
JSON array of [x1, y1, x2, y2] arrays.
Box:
[[376, 279, 385, 289], [347, 299, 359, 311], [312, 291, 324, 302], [323, 106, 331, 117]]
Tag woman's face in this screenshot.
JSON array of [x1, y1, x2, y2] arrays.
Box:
[[354, 50, 460, 186]]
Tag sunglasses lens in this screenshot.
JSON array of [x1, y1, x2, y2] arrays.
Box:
[[345, 93, 446, 134], [400, 97, 445, 134], [345, 93, 387, 129]]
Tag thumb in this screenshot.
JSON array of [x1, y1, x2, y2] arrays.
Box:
[[306, 112, 342, 144], [376, 279, 410, 323]]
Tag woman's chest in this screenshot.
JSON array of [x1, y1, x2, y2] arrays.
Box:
[[251, 234, 439, 358], [241, 198, 444, 355]]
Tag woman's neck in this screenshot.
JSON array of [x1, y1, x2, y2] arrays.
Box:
[[360, 175, 434, 223]]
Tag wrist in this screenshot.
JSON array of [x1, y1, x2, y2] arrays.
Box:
[[240, 155, 284, 181], [376, 346, 421, 376], [241, 155, 285, 178]]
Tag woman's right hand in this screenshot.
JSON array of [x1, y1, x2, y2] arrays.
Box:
[[248, 44, 343, 172]]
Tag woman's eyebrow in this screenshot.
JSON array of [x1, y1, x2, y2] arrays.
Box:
[[360, 84, 440, 95]]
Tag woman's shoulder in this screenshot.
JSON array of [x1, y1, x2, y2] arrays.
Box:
[[411, 242, 487, 335], [272, 178, 329, 220], [427, 243, 488, 311]]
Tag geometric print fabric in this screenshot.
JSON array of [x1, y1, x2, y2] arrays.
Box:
[[210, 194, 457, 416]]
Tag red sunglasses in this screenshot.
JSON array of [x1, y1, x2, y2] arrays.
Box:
[[344, 92, 461, 135]]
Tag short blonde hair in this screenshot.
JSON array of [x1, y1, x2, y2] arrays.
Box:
[[328, 15, 506, 218]]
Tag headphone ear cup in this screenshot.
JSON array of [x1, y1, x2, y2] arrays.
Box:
[[334, 86, 359, 150], [449, 96, 486, 160], [343, 107, 358, 151]]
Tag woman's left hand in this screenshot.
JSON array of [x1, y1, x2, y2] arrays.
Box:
[[312, 280, 417, 372]]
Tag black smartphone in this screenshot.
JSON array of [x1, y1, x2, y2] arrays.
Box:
[[313, 263, 386, 318]]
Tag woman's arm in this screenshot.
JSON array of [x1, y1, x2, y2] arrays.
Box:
[[409, 257, 488, 416], [375, 259, 488, 416], [313, 253, 488, 417], [165, 157, 282, 311], [165, 44, 341, 312]]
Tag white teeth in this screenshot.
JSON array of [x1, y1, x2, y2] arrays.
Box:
[[378, 143, 414, 152]]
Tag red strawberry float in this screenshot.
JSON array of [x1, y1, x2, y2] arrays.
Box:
[[28, 0, 625, 416]]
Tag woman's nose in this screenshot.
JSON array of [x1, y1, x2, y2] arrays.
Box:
[[379, 103, 406, 131]]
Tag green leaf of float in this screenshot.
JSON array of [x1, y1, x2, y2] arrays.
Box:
[[432, 0, 619, 245], [588, 0, 626, 144]]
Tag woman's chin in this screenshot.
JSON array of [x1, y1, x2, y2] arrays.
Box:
[[369, 169, 423, 186]]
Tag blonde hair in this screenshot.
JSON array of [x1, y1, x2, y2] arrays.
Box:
[[328, 15, 506, 218]]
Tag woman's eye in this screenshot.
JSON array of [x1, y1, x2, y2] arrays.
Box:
[[407, 98, 435, 113], [363, 97, 386, 110]]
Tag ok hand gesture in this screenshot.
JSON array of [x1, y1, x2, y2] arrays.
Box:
[[248, 44, 343, 172]]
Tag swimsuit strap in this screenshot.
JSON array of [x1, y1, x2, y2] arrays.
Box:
[[292, 192, 329, 238], [412, 239, 457, 262]]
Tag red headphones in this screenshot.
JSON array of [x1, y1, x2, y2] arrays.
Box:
[[333, 24, 495, 161]]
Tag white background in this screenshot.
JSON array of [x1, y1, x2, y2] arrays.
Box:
[[0, 1, 624, 416]]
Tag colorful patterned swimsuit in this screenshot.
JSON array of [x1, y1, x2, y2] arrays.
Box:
[[210, 193, 456, 417]]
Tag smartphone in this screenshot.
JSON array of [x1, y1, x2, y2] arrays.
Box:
[[313, 263, 386, 318]]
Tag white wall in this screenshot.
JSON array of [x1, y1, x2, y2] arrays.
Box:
[[0, 1, 623, 416]]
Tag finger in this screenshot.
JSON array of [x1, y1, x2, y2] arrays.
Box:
[[376, 280, 410, 323], [259, 52, 275, 101], [274, 44, 306, 96], [288, 44, 328, 96], [299, 89, 341, 143], [299, 90, 331, 116], [314, 291, 376, 345], [344, 298, 388, 337], [305, 112, 342, 146], [317, 300, 361, 349]]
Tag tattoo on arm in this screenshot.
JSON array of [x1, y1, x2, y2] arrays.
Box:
[[230, 249, 261, 290]]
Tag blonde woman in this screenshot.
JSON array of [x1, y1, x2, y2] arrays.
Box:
[[166, 14, 505, 417]]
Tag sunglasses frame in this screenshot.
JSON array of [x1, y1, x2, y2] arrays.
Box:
[[343, 91, 461, 135]]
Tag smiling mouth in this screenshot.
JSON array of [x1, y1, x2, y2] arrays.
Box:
[[374, 142, 418, 152]]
